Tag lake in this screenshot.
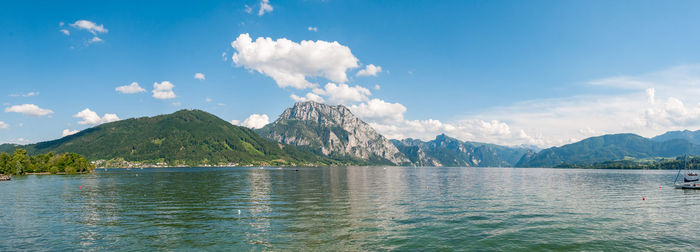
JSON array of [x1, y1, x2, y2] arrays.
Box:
[[1, 167, 698, 250]]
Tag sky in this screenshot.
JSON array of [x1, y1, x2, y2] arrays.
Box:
[[2, 0, 700, 147]]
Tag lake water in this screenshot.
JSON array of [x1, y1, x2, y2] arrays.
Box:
[[1, 167, 699, 250]]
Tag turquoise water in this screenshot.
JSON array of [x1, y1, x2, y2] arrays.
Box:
[[1, 167, 698, 250]]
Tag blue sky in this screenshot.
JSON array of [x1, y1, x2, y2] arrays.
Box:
[[3, 0, 700, 147]]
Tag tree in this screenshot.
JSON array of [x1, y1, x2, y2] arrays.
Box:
[[0, 153, 10, 174], [11, 148, 30, 175]]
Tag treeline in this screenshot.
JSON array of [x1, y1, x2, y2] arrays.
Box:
[[556, 156, 699, 169], [0, 148, 95, 175]]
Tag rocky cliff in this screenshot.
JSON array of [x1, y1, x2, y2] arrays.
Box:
[[257, 101, 410, 165]]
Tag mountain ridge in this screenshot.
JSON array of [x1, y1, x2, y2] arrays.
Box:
[[517, 133, 700, 167], [256, 101, 410, 165], [652, 129, 700, 145], [392, 134, 531, 167], [1, 109, 333, 166]]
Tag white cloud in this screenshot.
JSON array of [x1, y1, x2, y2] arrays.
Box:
[[244, 4, 253, 14], [374, 84, 381, 90], [230, 119, 241, 125], [231, 33, 359, 89], [365, 116, 521, 147], [194, 72, 206, 80], [646, 88, 655, 104], [308, 26, 318, 32], [349, 99, 406, 123], [356, 64, 382, 77], [89, 36, 103, 43], [59, 21, 64, 27], [222, 52, 228, 61], [115, 82, 146, 94], [74, 108, 119, 125], [9, 92, 39, 97], [291, 93, 325, 103], [0, 121, 8, 129], [241, 114, 270, 129], [70, 20, 108, 35], [152, 81, 176, 99], [348, 65, 700, 147], [205, 97, 212, 103], [12, 138, 29, 144], [62, 129, 79, 137], [5, 104, 53, 117], [258, 0, 273, 16], [311, 83, 371, 104], [172, 102, 181, 106], [60, 29, 70, 36]]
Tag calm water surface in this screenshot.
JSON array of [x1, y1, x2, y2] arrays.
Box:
[[1, 167, 699, 250]]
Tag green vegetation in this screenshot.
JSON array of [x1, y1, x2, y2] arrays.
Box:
[[517, 134, 700, 167], [2, 110, 346, 167], [556, 156, 699, 170], [0, 148, 94, 175], [652, 129, 700, 145]]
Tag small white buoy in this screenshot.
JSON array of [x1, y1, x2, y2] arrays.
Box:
[[238, 210, 241, 215]]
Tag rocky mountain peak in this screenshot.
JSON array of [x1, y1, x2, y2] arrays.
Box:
[[258, 101, 410, 165], [277, 101, 355, 126]]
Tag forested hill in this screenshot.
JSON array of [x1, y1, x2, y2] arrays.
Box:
[[2, 109, 333, 166], [516, 133, 700, 167]]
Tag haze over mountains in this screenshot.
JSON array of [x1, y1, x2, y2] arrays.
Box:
[[1, 101, 699, 168]]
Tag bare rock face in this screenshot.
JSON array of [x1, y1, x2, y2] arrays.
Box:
[[257, 101, 409, 165]]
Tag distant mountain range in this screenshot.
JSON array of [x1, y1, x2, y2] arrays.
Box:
[[391, 134, 529, 167], [652, 129, 700, 145], [1, 101, 699, 168], [517, 133, 700, 167]]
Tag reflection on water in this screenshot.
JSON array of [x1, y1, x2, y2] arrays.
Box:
[[1, 167, 700, 250]]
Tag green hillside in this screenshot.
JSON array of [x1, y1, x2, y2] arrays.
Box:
[[3, 109, 333, 167], [652, 129, 700, 145], [517, 133, 700, 167]]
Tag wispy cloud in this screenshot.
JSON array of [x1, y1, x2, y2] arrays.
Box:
[[70, 20, 108, 35], [258, 0, 273, 16], [9, 91, 39, 97], [5, 104, 53, 117], [63, 19, 108, 45]]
